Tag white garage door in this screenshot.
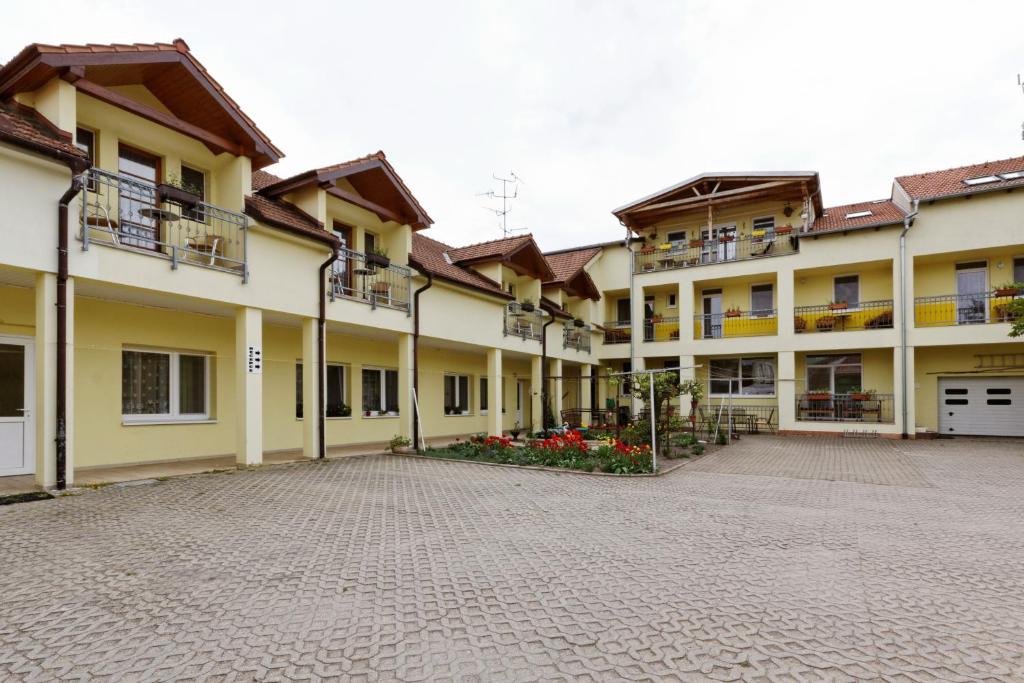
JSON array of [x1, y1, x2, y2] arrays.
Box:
[[938, 377, 1024, 437]]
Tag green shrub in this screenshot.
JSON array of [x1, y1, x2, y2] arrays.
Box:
[[691, 444, 705, 456]]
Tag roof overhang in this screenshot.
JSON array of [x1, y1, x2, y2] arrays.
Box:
[[456, 239, 555, 281]]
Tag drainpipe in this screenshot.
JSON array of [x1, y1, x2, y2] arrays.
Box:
[[317, 247, 339, 459], [540, 309, 557, 430], [55, 174, 84, 490], [898, 199, 920, 439], [411, 270, 433, 450]]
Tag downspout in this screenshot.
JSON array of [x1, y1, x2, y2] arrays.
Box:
[[898, 199, 920, 439], [540, 309, 557, 430], [55, 173, 84, 490], [411, 269, 434, 450], [317, 246, 339, 459]]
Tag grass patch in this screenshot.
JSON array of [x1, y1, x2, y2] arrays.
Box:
[[0, 491, 55, 506]]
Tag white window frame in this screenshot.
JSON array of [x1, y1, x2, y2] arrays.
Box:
[[708, 356, 777, 398], [832, 274, 861, 309], [295, 362, 351, 419], [444, 373, 472, 416], [805, 354, 863, 394], [750, 282, 774, 318], [1012, 256, 1024, 285], [122, 347, 211, 423], [362, 366, 399, 417]]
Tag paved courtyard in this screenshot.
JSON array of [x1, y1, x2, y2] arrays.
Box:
[[2, 436, 1024, 682]]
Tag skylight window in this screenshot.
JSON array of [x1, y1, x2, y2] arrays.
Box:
[[844, 210, 872, 219], [997, 170, 1024, 180], [963, 175, 1000, 186]]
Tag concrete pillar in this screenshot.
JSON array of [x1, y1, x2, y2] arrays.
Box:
[[530, 355, 543, 434], [893, 256, 914, 334], [895, 345, 916, 437], [778, 351, 796, 431], [777, 267, 795, 341], [581, 364, 593, 426], [596, 363, 609, 415], [550, 358, 563, 428], [678, 280, 695, 342], [398, 333, 414, 439], [631, 356, 646, 417], [301, 317, 320, 459], [34, 273, 71, 488], [487, 348, 503, 437], [235, 307, 263, 466]]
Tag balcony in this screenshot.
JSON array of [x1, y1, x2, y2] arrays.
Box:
[[794, 300, 894, 333], [915, 291, 1022, 327], [602, 320, 631, 344], [796, 392, 894, 423], [80, 168, 248, 279], [634, 232, 799, 274], [504, 302, 545, 341], [330, 247, 412, 313], [563, 323, 592, 352], [694, 309, 778, 339], [643, 316, 680, 342]]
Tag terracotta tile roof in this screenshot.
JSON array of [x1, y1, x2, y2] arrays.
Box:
[[410, 234, 511, 299], [895, 155, 1024, 200], [245, 170, 336, 246], [446, 234, 535, 263], [0, 100, 89, 169], [251, 169, 280, 192], [810, 200, 906, 233], [543, 246, 601, 284]]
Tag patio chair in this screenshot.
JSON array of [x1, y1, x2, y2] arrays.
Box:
[[185, 235, 222, 266], [370, 281, 392, 306]]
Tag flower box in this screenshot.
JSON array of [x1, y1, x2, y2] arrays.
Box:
[[828, 302, 849, 311], [157, 183, 202, 209], [849, 392, 870, 401], [775, 225, 794, 235], [994, 287, 1021, 297], [794, 316, 807, 332], [573, 318, 586, 328], [806, 392, 831, 401], [724, 309, 741, 318], [688, 240, 703, 248], [816, 316, 837, 331], [640, 246, 656, 254], [751, 229, 767, 238], [366, 252, 391, 269], [657, 243, 672, 250], [719, 235, 735, 243], [519, 302, 535, 313]]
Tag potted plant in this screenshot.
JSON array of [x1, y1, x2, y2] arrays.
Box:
[[658, 243, 672, 250], [366, 247, 390, 269], [828, 300, 849, 311], [794, 316, 807, 332], [776, 224, 794, 235], [719, 234, 735, 243], [157, 172, 203, 209], [640, 245, 656, 255], [751, 228, 767, 238], [389, 434, 415, 454], [847, 387, 870, 401], [509, 421, 522, 441], [806, 391, 831, 401], [573, 318, 586, 328], [519, 298, 535, 313], [724, 307, 742, 318], [688, 238, 703, 248], [994, 282, 1023, 297], [815, 316, 837, 331]]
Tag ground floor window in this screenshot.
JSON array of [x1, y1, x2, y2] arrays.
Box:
[[445, 374, 471, 415], [709, 357, 775, 396], [362, 367, 398, 416], [480, 377, 488, 414], [295, 363, 350, 418], [122, 348, 210, 421], [806, 354, 862, 394]]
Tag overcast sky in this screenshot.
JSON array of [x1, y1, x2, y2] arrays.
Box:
[[4, 1, 1023, 250]]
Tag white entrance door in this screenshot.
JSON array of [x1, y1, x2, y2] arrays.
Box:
[[516, 380, 527, 427], [0, 337, 34, 477], [938, 377, 1024, 437]]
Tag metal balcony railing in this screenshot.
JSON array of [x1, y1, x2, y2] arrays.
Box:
[[643, 316, 680, 342], [634, 232, 799, 273], [330, 247, 412, 313], [694, 309, 777, 339], [563, 324, 591, 352], [504, 303, 545, 341], [915, 291, 1023, 327], [794, 300, 894, 333], [602, 320, 631, 344], [796, 392, 894, 423], [79, 167, 248, 279]]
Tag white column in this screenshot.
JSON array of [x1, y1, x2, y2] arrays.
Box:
[[530, 355, 543, 434], [895, 345, 916, 437], [580, 364, 593, 426], [778, 351, 796, 432], [301, 317, 319, 459], [550, 358, 563, 428], [776, 267, 795, 341], [235, 307, 263, 466], [398, 333, 414, 439], [34, 273, 58, 488], [487, 348, 503, 436]]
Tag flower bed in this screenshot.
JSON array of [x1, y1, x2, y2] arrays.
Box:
[[422, 431, 654, 474]]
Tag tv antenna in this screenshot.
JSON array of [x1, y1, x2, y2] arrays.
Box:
[[477, 171, 527, 237]]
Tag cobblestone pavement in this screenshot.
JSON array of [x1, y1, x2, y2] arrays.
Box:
[[2, 437, 1024, 682]]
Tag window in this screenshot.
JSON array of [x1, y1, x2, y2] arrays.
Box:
[[844, 210, 872, 219], [806, 354, 862, 394], [502, 377, 507, 413], [180, 165, 206, 221], [480, 377, 488, 414], [1014, 257, 1024, 283], [709, 357, 776, 396], [75, 127, 96, 165], [362, 367, 398, 415], [444, 374, 471, 414], [667, 231, 686, 247], [122, 349, 209, 421], [616, 298, 631, 323], [364, 231, 377, 256], [620, 361, 632, 396], [751, 284, 774, 315], [667, 293, 677, 309], [295, 363, 349, 418], [644, 296, 655, 319], [833, 275, 860, 307], [752, 216, 775, 241]]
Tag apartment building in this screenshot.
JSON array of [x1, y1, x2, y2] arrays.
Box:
[[0, 39, 1021, 491]]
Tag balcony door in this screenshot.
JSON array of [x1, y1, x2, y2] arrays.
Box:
[[955, 262, 987, 324], [118, 145, 161, 251], [332, 222, 353, 295], [701, 290, 722, 339], [701, 225, 736, 263]]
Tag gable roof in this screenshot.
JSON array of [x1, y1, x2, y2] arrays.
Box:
[[0, 39, 282, 168], [409, 234, 512, 299], [257, 151, 432, 229], [0, 100, 90, 171], [542, 246, 602, 300], [245, 170, 337, 247], [810, 199, 906, 233], [447, 234, 555, 281], [895, 155, 1024, 201]]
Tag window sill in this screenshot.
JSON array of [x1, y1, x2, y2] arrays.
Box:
[[295, 416, 353, 421], [444, 413, 476, 418], [362, 414, 399, 419], [707, 395, 777, 399], [122, 419, 217, 426]]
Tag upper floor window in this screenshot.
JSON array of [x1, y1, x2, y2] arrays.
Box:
[[752, 216, 775, 241], [667, 231, 686, 247], [364, 231, 378, 256], [1014, 257, 1024, 283], [833, 275, 860, 307], [751, 283, 774, 315], [118, 144, 161, 251], [75, 127, 96, 165], [616, 298, 631, 323]]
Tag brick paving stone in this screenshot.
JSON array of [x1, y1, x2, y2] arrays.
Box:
[[1, 437, 1023, 681]]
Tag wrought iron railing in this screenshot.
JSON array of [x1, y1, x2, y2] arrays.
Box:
[[602, 320, 631, 344], [694, 309, 777, 339], [330, 247, 412, 314], [634, 232, 799, 273], [79, 167, 248, 279], [643, 316, 680, 342], [794, 300, 894, 333], [796, 392, 894, 423], [504, 303, 545, 341], [914, 292, 1023, 327], [563, 324, 592, 352]]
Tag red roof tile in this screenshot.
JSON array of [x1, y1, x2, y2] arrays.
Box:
[[896, 155, 1024, 200], [543, 247, 601, 284], [245, 169, 335, 246], [410, 234, 511, 299], [810, 200, 906, 233], [0, 100, 89, 169], [446, 234, 536, 263]]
